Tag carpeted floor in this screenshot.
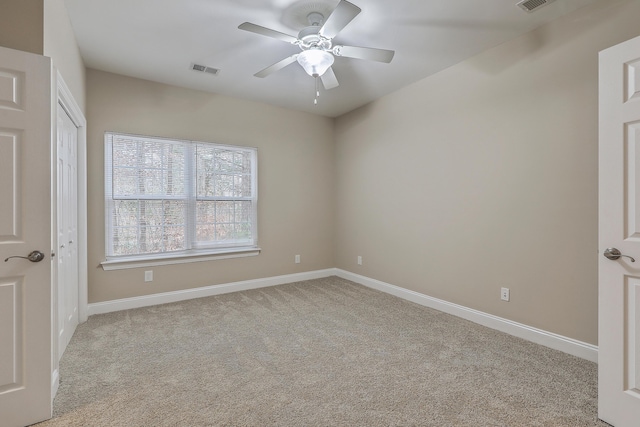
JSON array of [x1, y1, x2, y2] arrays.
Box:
[[36, 276, 609, 426]]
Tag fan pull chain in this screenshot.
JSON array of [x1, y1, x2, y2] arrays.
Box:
[[314, 76, 320, 105]]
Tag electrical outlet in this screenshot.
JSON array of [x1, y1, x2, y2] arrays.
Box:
[[145, 270, 153, 282], [501, 287, 510, 302], [357, 256, 362, 265], [295, 254, 300, 264]]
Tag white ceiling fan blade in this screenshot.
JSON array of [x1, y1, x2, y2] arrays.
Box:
[[334, 45, 395, 63], [321, 67, 339, 90], [238, 22, 299, 44], [254, 54, 299, 78], [319, 0, 361, 39]]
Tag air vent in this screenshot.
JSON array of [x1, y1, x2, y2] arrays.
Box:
[[190, 63, 220, 76], [516, 0, 556, 13]]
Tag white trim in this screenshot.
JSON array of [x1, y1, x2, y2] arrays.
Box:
[[57, 72, 85, 128], [87, 269, 337, 316], [335, 269, 598, 363], [51, 368, 59, 400], [100, 248, 261, 270]]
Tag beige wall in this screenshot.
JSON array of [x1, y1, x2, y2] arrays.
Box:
[[43, 0, 86, 112], [0, 0, 43, 54], [86, 69, 335, 303], [334, 0, 640, 346], [0, 1, 85, 111]]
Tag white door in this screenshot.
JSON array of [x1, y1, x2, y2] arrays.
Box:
[[57, 103, 79, 359], [0, 47, 53, 425], [599, 34, 640, 426]]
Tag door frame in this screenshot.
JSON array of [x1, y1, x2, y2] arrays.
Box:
[[50, 70, 87, 399]]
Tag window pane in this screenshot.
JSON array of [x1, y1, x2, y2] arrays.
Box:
[[112, 200, 139, 227], [213, 174, 233, 197], [196, 145, 215, 197], [215, 201, 233, 222], [112, 145, 138, 168], [195, 201, 215, 241], [236, 151, 252, 175], [196, 145, 254, 198], [161, 201, 186, 226], [112, 167, 138, 196], [235, 201, 251, 222], [163, 226, 186, 251], [195, 200, 254, 245], [139, 226, 164, 253], [112, 138, 186, 197], [111, 226, 139, 256], [234, 174, 252, 197], [215, 223, 235, 241], [110, 199, 186, 256], [217, 149, 235, 173], [235, 222, 252, 239]]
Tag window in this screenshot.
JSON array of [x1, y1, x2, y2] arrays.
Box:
[[104, 132, 258, 268]]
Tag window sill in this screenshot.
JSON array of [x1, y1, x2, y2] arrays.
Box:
[[100, 247, 261, 271]]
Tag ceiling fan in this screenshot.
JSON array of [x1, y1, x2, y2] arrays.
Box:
[[238, 0, 394, 98]]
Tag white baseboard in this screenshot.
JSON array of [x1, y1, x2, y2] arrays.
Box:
[[87, 269, 337, 316], [51, 368, 59, 401], [87, 268, 598, 362], [335, 269, 598, 363]]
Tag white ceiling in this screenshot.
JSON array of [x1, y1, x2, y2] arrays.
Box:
[[64, 0, 598, 118]]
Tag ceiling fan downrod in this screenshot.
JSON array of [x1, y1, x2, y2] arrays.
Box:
[[307, 12, 324, 27]]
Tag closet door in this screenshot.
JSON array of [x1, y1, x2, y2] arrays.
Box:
[[57, 102, 79, 359]]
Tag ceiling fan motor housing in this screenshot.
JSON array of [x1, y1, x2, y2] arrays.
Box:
[[297, 26, 332, 52]]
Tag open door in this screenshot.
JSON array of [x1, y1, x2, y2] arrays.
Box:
[[0, 47, 53, 425], [599, 34, 640, 426]]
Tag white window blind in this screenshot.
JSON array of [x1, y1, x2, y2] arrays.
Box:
[[105, 132, 257, 260]]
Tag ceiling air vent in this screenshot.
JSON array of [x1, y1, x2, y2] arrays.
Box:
[[190, 63, 220, 76], [516, 0, 556, 13]]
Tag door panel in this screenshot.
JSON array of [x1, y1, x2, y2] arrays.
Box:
[[0, 277, 23, 392], [626, 276, 640, 394], [0, 131, 22, 239], [599, 34, 640, 426], [0, 68, 24, 110], [626, 122, 640, 240], [0, 47, 52, 426]]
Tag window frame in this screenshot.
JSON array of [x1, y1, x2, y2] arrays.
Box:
[[102, 132, 259, 270]]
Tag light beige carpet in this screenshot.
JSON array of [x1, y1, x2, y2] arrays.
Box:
[[37, 276, 609, 426]]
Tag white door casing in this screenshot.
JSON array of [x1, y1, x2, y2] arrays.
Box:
[[50, 71, 88, 402], [0, 47, 53, 426], [57, 102, 79, 359], [599, 34, 640, 426]]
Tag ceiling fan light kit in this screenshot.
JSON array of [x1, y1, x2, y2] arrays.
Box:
[[238, 0, 395, 105], [297, 49, 334, 77]]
